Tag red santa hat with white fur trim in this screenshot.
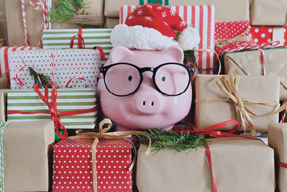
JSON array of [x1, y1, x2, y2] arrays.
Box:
[[110, 4, 200, 50]]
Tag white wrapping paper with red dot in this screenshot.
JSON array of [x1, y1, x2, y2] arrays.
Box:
[[8, 49, 101, 90], [120, 5, 215, 75], [52, 138, 133, 192]]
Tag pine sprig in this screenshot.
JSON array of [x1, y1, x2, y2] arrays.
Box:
[[136, 129, 210, 155], [21, 59, 54, 88], [48, 0, 90, 23]]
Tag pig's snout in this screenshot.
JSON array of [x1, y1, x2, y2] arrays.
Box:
[[135, 92, 163, 115]]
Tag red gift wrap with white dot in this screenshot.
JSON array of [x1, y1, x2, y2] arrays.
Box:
[[250, 26, 287, 45], [52, 138, 133, 192]]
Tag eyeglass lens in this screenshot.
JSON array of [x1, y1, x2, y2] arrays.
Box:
[[104, 63, 190, 96]]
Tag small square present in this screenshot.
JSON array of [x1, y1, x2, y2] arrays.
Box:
[[52, 138, 133, 192], [194, 69, 280, 134], [0, 121, 54, 191]]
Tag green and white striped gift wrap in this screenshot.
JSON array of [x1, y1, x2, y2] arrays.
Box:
[[7, 89, 97, 129], [42, 29, 113, 63]]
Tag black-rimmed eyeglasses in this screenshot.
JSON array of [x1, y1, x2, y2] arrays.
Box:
[[99, 62, 194, 97]]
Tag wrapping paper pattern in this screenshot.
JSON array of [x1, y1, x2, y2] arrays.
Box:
[[137, 137, 275, 192], [9, 49, 101, 90], [224, 48, 287, 101], [120, 5, 215, 75], [52, 138, 133, 192], [214, 20, 251, 54], [0, 121, 9, 191], [42, 29, 112, 63], [7, 88, 97, 129], [250, 27, 287, 46], [0, 46, 40, 87]]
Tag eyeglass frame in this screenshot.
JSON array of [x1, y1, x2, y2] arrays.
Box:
[[99, 62, 195, 97]]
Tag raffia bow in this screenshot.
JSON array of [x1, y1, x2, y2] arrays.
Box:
[[195, 68, 281, 136], [69, 118, 151, 192], [215, 26, 251, 48]]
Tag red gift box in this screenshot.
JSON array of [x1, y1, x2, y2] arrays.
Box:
[[250, 26, 287, 45], [52, 138, 133, 192]]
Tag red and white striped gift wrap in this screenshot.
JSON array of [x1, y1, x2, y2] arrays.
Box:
[[0, 46, 40, 87], [8, 49, 102, 90], [120, 5, 215, 75]]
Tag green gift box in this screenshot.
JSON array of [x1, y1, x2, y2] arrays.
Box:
[[7, 88, 97, 129], [42, 28, 113, 63]]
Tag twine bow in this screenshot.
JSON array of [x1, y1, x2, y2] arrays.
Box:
[[69, 118, 151, 192], [195, 68, 281, 136], [215, 26, 252, 48]]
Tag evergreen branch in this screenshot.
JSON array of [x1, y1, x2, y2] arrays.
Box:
[[21, 59, 54, 88], [136, 129, 210, 155]]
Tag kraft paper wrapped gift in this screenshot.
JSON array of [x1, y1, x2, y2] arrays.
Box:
[[137, 137, 275, 192], [268, 123, 287, 192], [105, 0, 249, 22], [0, 77, 7, 89], [224, 48, 287, 101], [5, 0, 104, 46], [0, 0, 6, 19], [194, 73, 280, 132], [106, 17, 119, 28], [0, 121, 54, 191], [250, 0, 287, 26]]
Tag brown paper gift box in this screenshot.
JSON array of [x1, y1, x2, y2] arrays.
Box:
[[2, 121, 54, 191], [106, 17, 120, 28], [0, 77, 7, 89], [5, 0, 104, 46], [0, 89, 8, 122], [250, 0, 287, 26], [0, 19, 7, 40], [137, 137, 275, 192], [268, 123, 287, 192], [0, 0, 6, 19], [194, 74, 280, 132], [104, 0, 249, 22], [224, 48, 287, 101]]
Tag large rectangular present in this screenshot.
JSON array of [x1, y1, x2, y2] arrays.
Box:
[[268, 123, 287, 192], [120, 5, 215, 75], [9, 48, 102, 90], [250, 0, 287, 26], [0, 46, 40, 87], [194, 72, 280, 133], [137, 137, 275, 192], [42, 28, 112, 63], [52, 138, 133, 192], [7, 88, 97, 129], [0, 120, 54, 191], [250, 26, 287, 46], [105, 0, 249, 22], [5, 0, 104, 46], [224, 48, 287, 101]]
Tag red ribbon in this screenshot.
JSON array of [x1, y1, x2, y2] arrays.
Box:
[[7, 83, 97, 139], [277, 160, 287, 168], [174, 120, 256, 192], [70, 28, 85, 49]]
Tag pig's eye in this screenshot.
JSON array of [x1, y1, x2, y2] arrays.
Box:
[[162, 76, 166, 82], [128, 76, 133, 81]]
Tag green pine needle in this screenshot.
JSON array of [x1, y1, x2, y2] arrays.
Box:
[[48, 0, 91, 24], [136, 129, 210, 155], [21, 59, 54, 88]]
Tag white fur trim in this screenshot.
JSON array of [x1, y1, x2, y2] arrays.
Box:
[[178, 27, 201, 50], [110, 24, 179, 50]]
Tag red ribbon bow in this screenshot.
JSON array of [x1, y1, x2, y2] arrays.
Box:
[[174, 120, 256, 192], [7, 83, 97, 139]]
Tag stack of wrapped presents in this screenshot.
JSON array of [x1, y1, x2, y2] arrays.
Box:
[[2, 0, 287, 191]]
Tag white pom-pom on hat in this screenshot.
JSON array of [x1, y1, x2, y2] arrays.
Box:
[[110, 4, 200, 51]]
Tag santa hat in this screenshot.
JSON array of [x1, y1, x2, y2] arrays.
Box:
[[110, 4, 201, 51]]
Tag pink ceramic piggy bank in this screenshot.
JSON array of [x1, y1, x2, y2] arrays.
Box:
[[97, 46, 194, 131]]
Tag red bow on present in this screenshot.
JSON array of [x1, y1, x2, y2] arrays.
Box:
[[174, 120, 256, 192], [7, 83, 97, 139]]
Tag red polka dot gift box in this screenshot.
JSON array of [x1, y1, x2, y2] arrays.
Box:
[[8, 49, 102, 90], [52, 138, 134, 192], [250, 27, 287, 46]]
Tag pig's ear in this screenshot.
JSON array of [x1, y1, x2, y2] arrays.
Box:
[[109, 46, 134, 63], [160, 46, 184, 63]]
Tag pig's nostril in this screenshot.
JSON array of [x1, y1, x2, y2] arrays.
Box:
[[143, 101, 146, 106], [151, 102, 154, 106]]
